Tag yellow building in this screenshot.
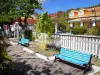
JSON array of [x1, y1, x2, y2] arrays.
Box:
[[68, 7, 100, 28]]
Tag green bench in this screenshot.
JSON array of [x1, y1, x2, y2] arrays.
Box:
[[18, 37, 29, 46], [53, 47, 92, 74]]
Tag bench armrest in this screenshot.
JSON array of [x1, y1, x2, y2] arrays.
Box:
[[53, 54, 59, 56]]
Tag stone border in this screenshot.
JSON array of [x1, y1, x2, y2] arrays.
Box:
[[23, 47, 55, 61], [10, 41, 17, 45], [23, 47, 34, 54]]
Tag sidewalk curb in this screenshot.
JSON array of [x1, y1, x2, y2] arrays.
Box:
[[10, 41, 17, 45], [23, 47, 55, 61], [88, 65, 100, 75], [23, 47, 34, 54], [35, 53, 49, 61]]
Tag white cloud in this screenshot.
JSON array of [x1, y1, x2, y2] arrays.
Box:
[[38, 0, 47, 3]]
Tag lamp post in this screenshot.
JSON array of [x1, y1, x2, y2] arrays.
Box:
[[55, 22, 58, 34], [80, 20, 83, 27], [70, 22, 73, 34], [91, 6, 96, 26]]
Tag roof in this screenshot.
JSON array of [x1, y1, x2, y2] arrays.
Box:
[[48, 13, 58, 18], [69, 6, 100, 18], [48, 11, 64, 18], [27, 18, 36, 25], [13, 17, 36, 25]]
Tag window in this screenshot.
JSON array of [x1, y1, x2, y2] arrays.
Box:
[[69, 12, 74, 17], [78, 10, 84, 16]]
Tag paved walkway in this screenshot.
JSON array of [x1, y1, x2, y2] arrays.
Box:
[[7, 39, 84, 75]]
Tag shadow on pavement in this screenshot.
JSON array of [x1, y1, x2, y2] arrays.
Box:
[[7, 59, 83, 75]]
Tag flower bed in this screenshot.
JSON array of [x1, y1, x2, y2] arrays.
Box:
[[28, 41, 59, 56]]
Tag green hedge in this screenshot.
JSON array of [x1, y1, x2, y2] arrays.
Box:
[[66, 25, 100, 36], [86, 26, 100, 36], [24, 30, 32, 41], [72, 25, 87, 35]]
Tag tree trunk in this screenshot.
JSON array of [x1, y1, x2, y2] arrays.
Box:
[[18, 17, 23, 29], [0, 23, 6, 36], [24, 16, 28, 30]]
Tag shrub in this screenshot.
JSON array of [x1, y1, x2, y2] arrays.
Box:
[[32, 36, 35, 41], [78, 26, 87, 35], [66, 27, 73, 33], [86, 26, 100, 36], [46, 44, 56, 49], [18, 33, 22, 40], [0, 36, 12, 74], [24, 30, 32, 41], [46, 43, 61, 51], [72, 25, 87, 35]]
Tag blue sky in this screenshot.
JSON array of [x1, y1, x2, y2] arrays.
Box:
[[36, 0, 100, 14]]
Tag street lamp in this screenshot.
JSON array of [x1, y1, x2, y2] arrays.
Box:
[[80, 20, 83, 27], [91, 6, 96, 26], [55, 22, 58, 34], [70, 22, 73, 34], [70, 22, 73, 27]]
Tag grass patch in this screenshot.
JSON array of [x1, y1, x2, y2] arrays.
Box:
[[39, 49, 59, 56], [91, 56, 100, 67], [94, 71, 100, 75], [32, 48, 59, 56], [29, 41, 59, 56]]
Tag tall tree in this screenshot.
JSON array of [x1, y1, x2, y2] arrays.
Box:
[[35, 12, 54, 36], [35, 12, 55, 50], [52, 11, 69, 32], [8, 0, 42, 27], [0, 0, 42, 25], [0, 0, 42, 73], [0, 0, 42, 37]]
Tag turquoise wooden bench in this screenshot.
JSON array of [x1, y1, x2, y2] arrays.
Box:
[[18, 37, 29, 46], [53, 48, 92, 74]]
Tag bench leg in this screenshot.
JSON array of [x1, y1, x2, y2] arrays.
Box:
[[54, 57, 57, 62], [18, 42, 19, 45], [26, 43, 29, 47], [83, 66, 88, 74], [83, 65, 91, 74], [54, 57, 60, 62]]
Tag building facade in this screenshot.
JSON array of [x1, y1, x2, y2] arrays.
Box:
[[68, 7, 100, 28]]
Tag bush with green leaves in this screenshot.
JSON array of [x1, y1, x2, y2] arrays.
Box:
[[86, 26, 100, 36], [32, 36, 35, 41], [0, 36, 12, 74], [35, 12, 55, 36], [24, 30, 32, 41], [66, 26, 73, 33], [72, 25, 87, 35]]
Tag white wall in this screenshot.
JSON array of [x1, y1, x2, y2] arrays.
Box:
[[78, 10, 84, 16], [69, 11, 74, 17]]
